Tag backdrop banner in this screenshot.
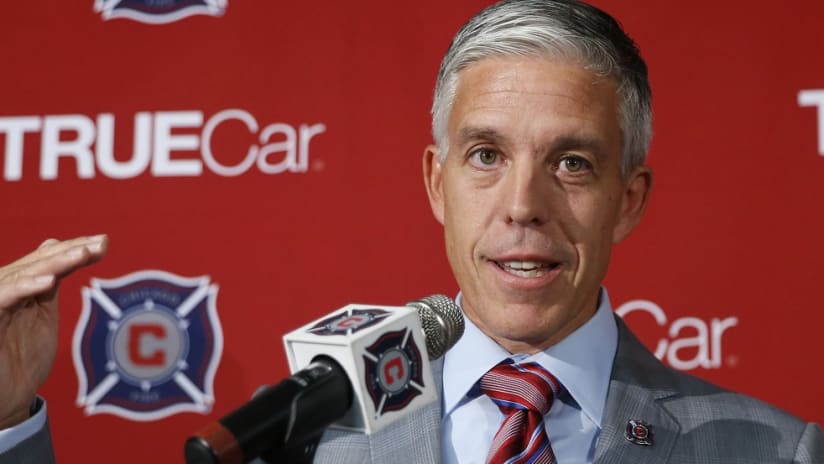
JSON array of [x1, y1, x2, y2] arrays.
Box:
[[1, 1, 822, 461]]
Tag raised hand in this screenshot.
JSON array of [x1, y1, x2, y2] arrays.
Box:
[[0, 235, 108, 430]]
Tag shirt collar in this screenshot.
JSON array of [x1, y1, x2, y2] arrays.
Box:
[[442, 288, 618, 427]]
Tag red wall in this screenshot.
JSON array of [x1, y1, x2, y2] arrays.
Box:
[[1, 1, 822, 461]]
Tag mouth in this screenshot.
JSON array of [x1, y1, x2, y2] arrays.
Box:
[[493, 260, 561, 278]]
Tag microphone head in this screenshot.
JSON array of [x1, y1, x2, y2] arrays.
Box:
[[406, 295, 464, 360]]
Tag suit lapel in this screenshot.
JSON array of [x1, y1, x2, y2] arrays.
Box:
[[594, 317, 682, 464]]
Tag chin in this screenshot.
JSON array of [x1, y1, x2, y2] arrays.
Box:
[[491, 322, 554, 346]]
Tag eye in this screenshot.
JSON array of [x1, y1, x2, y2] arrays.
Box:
[[468, 148, 501, 167], [558, 155, 592, 173]]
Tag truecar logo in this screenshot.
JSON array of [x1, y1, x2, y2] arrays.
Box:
[[615, 299, 738, 371], [0, 109, 326, 181], [798, 89, 824, 156]]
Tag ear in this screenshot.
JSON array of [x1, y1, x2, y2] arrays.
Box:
[[613, 165, 653, 243], [423, 144, 445, 225]]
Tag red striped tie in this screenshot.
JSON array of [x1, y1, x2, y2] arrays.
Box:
[[479, 361, 562, 464]]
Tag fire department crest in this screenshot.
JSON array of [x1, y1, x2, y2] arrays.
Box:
[[307, 308, 392, 336], [94, 0, 227, 24], [72, 270, 222, 421], [362, 328, 425, 418]]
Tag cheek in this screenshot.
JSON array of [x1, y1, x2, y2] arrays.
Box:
[[441, 192, 493, 280], [586, 197, 624, 260], [565, 191, 622, 250], [443, 204, 476, 260], [442, 219, 478, 297], [443, 182, 486, 237]]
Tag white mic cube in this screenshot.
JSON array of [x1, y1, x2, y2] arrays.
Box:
[[282, 304, 437, 434]]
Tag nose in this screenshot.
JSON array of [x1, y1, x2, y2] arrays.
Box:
[[502, 160, 552, 226]]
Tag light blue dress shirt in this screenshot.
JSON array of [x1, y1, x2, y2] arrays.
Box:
[[441, 288, 618, 464], [0, 397, 47, 455]]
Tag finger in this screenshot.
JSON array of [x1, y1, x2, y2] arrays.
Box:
[[11, 235, 108, 268], [38, 238, 59, 249], [6, 243, 105, 283], [0, 274, 55, 309], [34, 235, 107, 262]]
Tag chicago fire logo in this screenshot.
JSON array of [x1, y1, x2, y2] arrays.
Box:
[[94, 0, 227, 24], [362, 328, 425, 418], [307, 308, 392, 336], [72, 270, 222, 421]]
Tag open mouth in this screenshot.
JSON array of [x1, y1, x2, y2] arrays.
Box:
[[493, 260, 560, 278]]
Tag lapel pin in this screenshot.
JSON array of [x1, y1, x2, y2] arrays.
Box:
[[625, 419, 653, 446]]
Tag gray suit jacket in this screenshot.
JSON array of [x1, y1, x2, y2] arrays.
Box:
[[5, 319, 821, 463], [314, 317, 824, 463], [0, 420, 55, 464]]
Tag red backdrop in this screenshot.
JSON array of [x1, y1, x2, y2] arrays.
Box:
[[1, 1, 822, 461]]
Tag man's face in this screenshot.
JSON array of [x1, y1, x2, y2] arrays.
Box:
[[424, 57, 651, 354]]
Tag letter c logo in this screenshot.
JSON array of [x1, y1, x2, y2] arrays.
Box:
[[615, 299, 668, 360], [337, 315, 366, 328], [382, 356, 405, 386], [129, 323, 166, 366]]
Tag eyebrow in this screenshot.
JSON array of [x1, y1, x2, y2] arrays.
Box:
[[455, 126, 507, 147]]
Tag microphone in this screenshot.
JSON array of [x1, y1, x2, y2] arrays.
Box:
[[184, 295, 464, 464]]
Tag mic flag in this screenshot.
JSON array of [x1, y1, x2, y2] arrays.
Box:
[[282, 294, 462, 434]]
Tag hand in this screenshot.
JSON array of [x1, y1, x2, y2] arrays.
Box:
[[0, 235, 108, 430]]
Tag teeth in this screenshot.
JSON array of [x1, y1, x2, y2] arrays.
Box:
[[504, 268, 547, 278], [498, 261, 552, 278], [501, 260, 545, 270]]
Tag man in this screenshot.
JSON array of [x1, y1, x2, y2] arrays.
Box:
[[312, 1, 823, 463], [0, 1, 821, 464]]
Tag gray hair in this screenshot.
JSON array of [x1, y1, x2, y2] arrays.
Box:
[[431, 0, 652, 177]]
